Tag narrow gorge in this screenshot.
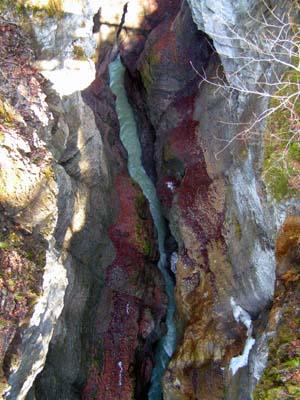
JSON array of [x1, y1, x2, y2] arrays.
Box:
[[0, 1, 299, 400], [109, 56, 176, 399]]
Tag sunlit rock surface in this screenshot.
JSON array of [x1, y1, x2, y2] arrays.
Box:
[[1, 3, 167, 399], [22, 0, 99, 96], [0, 20, 66, 397], [186, 0, 289, 88]]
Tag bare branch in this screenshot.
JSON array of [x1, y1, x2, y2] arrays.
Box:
[[190, 1, 299, 160]]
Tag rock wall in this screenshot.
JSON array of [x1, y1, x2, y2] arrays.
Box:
[[253, 212, 300, 400], [0, 20, 67, 398], [0, 0, 299, 399], [1, 2, 168, 399], [118, 0, 298, 399]]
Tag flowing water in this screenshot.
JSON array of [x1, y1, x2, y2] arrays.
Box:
[[109, 56, 177, 400]]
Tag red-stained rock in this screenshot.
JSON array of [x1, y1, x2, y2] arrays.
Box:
[[118, 2, 252, 398], [82, 61, 167, 399], [82, 170, 167, 399], [254, 215, 300, 400]]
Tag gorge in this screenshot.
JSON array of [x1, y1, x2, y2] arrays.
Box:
[[109, 56, 176, 400], [0, 1, 299, 400]]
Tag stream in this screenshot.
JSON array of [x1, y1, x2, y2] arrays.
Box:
[[109, 56, 177, 400]]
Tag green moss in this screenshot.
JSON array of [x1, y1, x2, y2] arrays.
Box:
[[73, 45, 87, 61], [0, 0, 14, 13], [43, 165, 54, 180], [0, 98, 14, 125], [142, 239, 152, 256], [277, 323, 296, 344], [289, 142, 300, 161], [13, 0, 65, 19], [44, 0, 63, 17], [232, 215, 242, 240], [162, 143, 185, 179], [140, 62, 153, 93], [30, 0, 63, 18], [254, 292, 300, 400], [8, 232, 22, 247], [287, 385, 300, 396], [263, 166, 290, 201], [262, 58, 300, 201], [14, 292, 25, 302], [7, 278, 16, 290], [0, 217, 46, 309], [256, 387, 287, 400], [133, 192, 154, 256], [139, 52, 161, 92], [282, 358, 300, 368], [0, 318, 8, 328], [135, 220, 152, 257], [134, 193, 147, 219], [0, 232, 23, 249], [163, 143, 174, 162], [1, 1, 28, 17]]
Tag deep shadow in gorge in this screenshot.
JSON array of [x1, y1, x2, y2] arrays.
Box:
[[27, 2, 178, 398], [28, 1, 216, 399], [27, 86, 117, 399]]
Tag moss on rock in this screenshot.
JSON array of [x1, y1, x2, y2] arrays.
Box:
[[254, 216, 300, 400], [262, 61, 300, 201]]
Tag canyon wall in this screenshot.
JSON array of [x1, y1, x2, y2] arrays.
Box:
[[120, 1, 299, 398], [1, 2, 167, 399], [0, 0, 299, 399]]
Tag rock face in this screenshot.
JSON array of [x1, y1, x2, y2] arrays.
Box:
[[1, 2, 167, 400], [0, 20, 67, 398], [253, 212, 300, 400], [186, 0, 290, 88], [0, 0, 299, 399], [117, 0, 297, 399]]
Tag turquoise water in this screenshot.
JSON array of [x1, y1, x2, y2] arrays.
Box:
[[109, 56, 176, 400]]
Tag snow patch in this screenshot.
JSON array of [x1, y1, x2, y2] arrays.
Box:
[[230, 297, 252, 330], [230, 336, 256, 376], [117, 361, 123, 387], [229, 298, 255, 376], [170, 252, 178, 274], [166, 181, 176, 191]]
